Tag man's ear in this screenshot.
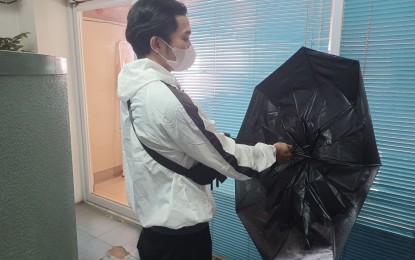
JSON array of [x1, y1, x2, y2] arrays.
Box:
[[150, 36, 162, 53]]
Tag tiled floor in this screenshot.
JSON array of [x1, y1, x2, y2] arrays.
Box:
[[75, 202, 141, 260]]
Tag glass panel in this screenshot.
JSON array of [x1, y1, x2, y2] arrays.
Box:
[[80, 4, 133, 206]]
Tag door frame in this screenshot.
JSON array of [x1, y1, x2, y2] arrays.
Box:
[[69, 0, 138, 222]]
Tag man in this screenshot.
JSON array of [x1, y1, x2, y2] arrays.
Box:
[[117, 0, 293, 259]]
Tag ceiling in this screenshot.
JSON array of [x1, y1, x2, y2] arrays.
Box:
[[83, 4, 131, 24]]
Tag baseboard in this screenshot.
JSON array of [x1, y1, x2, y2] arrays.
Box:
[[94, 165, 123, 184]]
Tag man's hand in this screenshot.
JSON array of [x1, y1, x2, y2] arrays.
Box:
[[274, 142, 293, 163]]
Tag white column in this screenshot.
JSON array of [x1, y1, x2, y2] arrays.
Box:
[[328, 0, 344, 56]]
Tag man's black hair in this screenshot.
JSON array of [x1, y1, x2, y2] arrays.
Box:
[[125, 0, 187, 58]]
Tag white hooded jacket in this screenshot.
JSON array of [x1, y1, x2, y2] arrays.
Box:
[[117, 58, 277, 229]]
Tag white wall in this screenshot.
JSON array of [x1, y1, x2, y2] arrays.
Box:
[[0, 1, 37, 52], [17, 0, 37, 52], [31, 0, 83, 203], [33, 0, 69, 56], [0, 0, 83, 203], [0, 3, 19, 38]]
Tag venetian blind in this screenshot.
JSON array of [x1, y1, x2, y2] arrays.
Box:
[[175, 0, 333, 259], [340, 0, 415, 239]]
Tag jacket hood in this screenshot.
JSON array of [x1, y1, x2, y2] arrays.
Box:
[[117, 58, 178, 102]]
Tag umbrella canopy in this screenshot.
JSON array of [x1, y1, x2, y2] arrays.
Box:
[[236, 47, 381, 260]]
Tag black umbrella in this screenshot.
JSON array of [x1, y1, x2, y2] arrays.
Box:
[[236, 47, 381, 260]]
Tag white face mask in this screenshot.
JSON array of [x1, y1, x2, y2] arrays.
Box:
[[158, 38, 196, 71]]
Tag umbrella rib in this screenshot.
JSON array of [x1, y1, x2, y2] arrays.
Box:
[[306, 104, 354, 158], [303, 47, 318, 83], [319, 104, 354, 132], [293, 151, 367, 168], [236, 138, 375, 168], [308, 185, 333, 223]]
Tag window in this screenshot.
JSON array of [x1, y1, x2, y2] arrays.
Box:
[[338, 1, 415, 259], [341, 0, 415, 239], [175, 0, 333, 258]]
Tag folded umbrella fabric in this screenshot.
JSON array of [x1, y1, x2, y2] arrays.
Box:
[[236, 47, 381, 260]]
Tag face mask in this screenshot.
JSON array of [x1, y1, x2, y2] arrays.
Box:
[[158, 38, 196, 71]]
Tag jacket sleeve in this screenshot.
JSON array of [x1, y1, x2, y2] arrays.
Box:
[[162, 90, 277, 181]]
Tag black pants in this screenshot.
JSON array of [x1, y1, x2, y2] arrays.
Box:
[[137, 224, 212, 260]]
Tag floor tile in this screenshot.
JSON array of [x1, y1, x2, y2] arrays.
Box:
[[76, 202, 141, 260], [76, 207, 124, 237], [77, 229, 95, 245], [122, 241, 139, 257], [97, 222, 140, 247], [77, 236, 112, 260]]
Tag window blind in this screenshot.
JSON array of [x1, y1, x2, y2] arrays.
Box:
[[175, 1, 333, 259], [340, 0, 415, 239]]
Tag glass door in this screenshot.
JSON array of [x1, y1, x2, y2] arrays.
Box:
[[72, 0, 136, 220]]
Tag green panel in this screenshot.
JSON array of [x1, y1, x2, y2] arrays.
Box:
[[0, 51, 77, 259]]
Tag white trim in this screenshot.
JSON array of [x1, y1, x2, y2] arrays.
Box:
[[83, 200, 140, 226], [71, 7, 93, 202], [328, 0, 344, 55], [86, 194, 139, 222], [68, 5, 88, 202], [73, 0, 131, 11], [83, 16, 127, 27], [69, 0, 137, 221]]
